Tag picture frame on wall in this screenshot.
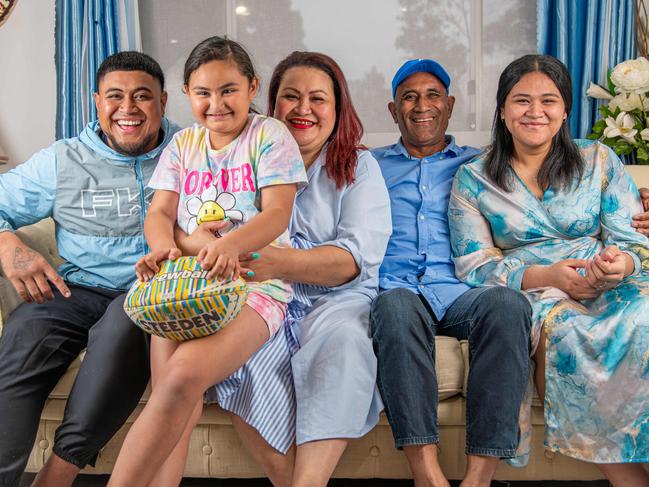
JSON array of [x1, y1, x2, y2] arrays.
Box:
[[0, 0, 18, 28]]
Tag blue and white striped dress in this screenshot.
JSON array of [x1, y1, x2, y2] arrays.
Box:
[[204, 235, 323, 454]]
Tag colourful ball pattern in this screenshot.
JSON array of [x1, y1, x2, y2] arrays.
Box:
[[124, 256, 248, 342]]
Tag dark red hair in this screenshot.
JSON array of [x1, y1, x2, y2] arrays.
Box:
[[268, 51, 364, 189]]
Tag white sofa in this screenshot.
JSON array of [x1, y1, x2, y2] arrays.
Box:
[[2, 166, 649, 481]]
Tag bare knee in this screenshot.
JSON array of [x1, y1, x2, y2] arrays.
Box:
[[154, 360, 203, 410]]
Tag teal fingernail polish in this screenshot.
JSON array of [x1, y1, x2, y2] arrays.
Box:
[[252, 252, 260, 259], [224, 217, 230, 221], [247, 270, 255, 277]]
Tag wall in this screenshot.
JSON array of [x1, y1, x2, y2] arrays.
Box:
[[0, 0, 56, 171]]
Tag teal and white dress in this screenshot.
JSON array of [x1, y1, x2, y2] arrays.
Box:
[[448, 140, 649, 464]]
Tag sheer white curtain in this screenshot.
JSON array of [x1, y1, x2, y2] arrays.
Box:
[[138, 0, 536, 148]]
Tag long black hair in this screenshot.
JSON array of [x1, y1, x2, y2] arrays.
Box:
[[485, 54, 583, 191]]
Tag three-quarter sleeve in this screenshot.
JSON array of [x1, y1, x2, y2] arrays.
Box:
[[598, 144, 649, 273], [319, 151, 392, 290], [449, 164, 529, 290]]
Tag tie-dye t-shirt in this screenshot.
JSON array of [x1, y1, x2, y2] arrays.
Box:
[[148, 114, 307, 302]]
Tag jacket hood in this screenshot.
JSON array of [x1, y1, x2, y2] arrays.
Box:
[[78, 117, 180, 163]]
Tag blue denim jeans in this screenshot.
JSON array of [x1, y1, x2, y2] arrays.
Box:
[[370, 286, 532, 458]]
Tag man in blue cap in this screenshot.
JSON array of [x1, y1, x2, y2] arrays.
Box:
[[370, 60, 532, 486]]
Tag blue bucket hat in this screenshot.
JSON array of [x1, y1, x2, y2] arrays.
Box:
[[391, 59, 451, 98]]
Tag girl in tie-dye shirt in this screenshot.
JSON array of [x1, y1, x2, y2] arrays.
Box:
[[110, 37, 306, 486]]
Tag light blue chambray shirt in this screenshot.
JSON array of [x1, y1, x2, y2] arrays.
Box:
[[372, 136, 481, 320], [290, 148, 392, 302]]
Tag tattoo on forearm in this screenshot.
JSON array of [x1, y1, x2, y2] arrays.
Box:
[[13, 247, 37, 271]]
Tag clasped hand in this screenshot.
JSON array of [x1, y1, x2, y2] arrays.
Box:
[[547, 246, 626, 300]]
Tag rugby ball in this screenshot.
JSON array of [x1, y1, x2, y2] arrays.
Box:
[[124, 256, 248, 342]]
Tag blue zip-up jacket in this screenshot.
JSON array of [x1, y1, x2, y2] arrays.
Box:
[[0, 118, 180, 291]]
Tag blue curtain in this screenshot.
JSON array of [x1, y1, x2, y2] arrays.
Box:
[[537, 0, 636, 138], [55, 0, 120, 139]]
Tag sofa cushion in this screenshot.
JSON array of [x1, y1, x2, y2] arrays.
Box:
[[435, 336, 465, 399], [48, 336, 467, 403]]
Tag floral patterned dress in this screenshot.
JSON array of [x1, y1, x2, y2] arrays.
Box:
[[448, 140, 649, 463]]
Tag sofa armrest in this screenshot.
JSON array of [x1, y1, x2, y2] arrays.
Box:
[[0, 218, 62, 329]]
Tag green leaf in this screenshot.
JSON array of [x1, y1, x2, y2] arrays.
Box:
[[607, 69, 616, 96], [613, 139, 634, 156], [592, 119, 607, 132], [589, 126, 604, 137], [629, 109, 647, 131], [586, 132, 601, 140], [599, 105, 613, 118], [637, 145, 649, 163]]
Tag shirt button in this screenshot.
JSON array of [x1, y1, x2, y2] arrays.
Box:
[[422, 185, 427, 190], [419, 215, 425, 220]]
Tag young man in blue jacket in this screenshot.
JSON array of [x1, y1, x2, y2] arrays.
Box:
[[0, 51, 178, 487]]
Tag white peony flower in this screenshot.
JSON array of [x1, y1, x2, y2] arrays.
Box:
[[610, 57, 649, 94], [586, 82, 613, 100], [608, 92, 645, 112], [603, 112, 638, 142]]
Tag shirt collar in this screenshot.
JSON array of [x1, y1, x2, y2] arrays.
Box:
[[383, 135, 462, 159], [312, 144, 328, 168]]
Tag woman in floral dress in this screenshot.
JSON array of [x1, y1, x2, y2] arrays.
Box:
[[449, 54, 649, 486]]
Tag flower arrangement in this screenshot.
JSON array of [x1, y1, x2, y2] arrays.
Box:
[[587, 56, 649, 164]]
